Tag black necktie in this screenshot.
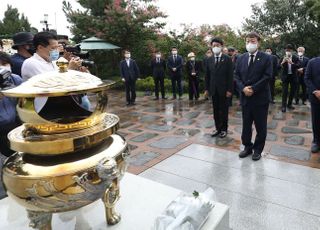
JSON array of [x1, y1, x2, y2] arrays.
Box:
[[248, 54, 254, 72], [173, 55, 176, 63], [215, 57, 219, 67]]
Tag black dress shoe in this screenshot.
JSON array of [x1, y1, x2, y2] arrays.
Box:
[[162, 97, 167, 100], [252, 151, 261, 161], [153, 97, 159, 100], [281, 107, 286, 113], [211, 130, 221, 137], [219, 131, 227, 138], [131, 102, 136, 105], [270, 101, 275, 104], [239, 148, 252, 158], [302, 101, 306, 105], [311, 143, 320, 153], [126, 102, 130, 106], [294, 101, 299, 105], [287, 105, 295, 110]]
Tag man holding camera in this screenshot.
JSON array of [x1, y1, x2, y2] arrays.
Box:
[[280, 44, 300, 112], [0, 51, 22, 157], [21, 32, 81, 81]]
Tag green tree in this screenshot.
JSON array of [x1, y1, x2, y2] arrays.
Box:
[[0, 5, 31, 37], [243, 0, 320, 57], [63, 0, 167, 77]]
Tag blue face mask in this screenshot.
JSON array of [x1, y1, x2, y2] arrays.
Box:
[[49, 50, 60, 61]]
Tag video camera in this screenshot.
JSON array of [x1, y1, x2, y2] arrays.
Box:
[[0, 68, 14, 89], [63, 44, 95, 68]]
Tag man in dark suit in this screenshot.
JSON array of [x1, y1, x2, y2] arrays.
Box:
[[304, 57, 320, 153], [167, 46, 184, 99], [120, 50, 140, 105], [151, 51, 166, 100], [235, 32, 272, 161], [204, 38, 233, 138], [265, 47, 279, 104], [295, 46, 309, 105], [280, 44, 300, 112], [186, 52, 202, 100]]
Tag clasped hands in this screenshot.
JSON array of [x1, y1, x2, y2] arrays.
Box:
[[314, 90, 320, 100], [243, 86, 254, 97]]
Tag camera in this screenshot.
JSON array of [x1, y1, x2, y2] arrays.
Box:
[[0, 68, 14, 89], [64, 44, 95, 68]]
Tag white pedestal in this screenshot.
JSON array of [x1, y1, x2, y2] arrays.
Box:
[[0, 173, 230, 229]]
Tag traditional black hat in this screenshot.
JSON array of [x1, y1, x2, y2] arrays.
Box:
[[12, 32, 34, 49]]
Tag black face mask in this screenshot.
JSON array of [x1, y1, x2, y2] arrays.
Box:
[[26, 46, 35, 55]]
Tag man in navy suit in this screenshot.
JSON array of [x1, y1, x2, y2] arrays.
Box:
[[280, 44, 300, 112], [167, 46, 184, 99], [151, 51, 166, 100], [304, 57, 320, 153], [235, 32, 272, 161], [265, 47, 279, 104], [120, 50, 140, 105], [295, 46, 309, 105]]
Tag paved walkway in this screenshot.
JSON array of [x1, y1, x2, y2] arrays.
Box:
[[106, 90, 319, 173]]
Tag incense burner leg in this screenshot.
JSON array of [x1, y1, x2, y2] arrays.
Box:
[[27, 210, 52, 230], [102, 179, 121, 225]]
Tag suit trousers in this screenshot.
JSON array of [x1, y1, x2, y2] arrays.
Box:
[[171, 74, 182, 98], [212, 93, 229, 132], [125, 79, 136, 103], [241, 103, 269, 153], [269, 77, 275, 101], [188, 77, 199, 100], [295, 75, 307, 103], [311, 102, 320, 145], [154, 76, 165, 98], [281, 75, 297, 108]]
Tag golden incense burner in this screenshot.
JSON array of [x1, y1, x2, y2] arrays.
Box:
[[1, 60, 129, 229]]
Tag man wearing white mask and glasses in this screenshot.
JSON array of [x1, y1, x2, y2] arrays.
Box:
[[204, 37, 233, 138], [235, 32, 272, 161]]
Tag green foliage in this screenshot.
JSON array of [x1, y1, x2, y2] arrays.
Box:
[[0, 5, 32, 37], [243, 0, 320, 57], [274, 79, 282, 96], [63, 0, 167, 77]]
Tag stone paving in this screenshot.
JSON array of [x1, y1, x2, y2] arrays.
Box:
[[105, 90, 320, 174]]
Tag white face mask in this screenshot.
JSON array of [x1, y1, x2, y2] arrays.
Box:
[[298, 52, 303, 57], [266, 51, 272, 55], [190, 57, 195, 61], [156, 54, 161, 58], [125, 53, 131, 59], [172, 51, 177, 55], [246, 43, 258, 53], [212, 47, 221, 55], [0, 65, 11, 72]]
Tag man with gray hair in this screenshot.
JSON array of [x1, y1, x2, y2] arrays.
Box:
[[295, 46, 309, 105]]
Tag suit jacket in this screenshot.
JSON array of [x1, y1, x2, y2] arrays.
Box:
[[298, 56, 310, 77], [120, 59, 140, 81], [270, 54, 279, 78], [205, 54, 233, 97], [167, 55, 183, 77], [281, 54, 300, 81], [151, 58, 166, 77], [234, 51, 272, 106], [304, 57, 320, 104], [186, 60, 201, 78]]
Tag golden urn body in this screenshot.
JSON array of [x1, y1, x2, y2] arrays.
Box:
[[1, 64, 129, 229]]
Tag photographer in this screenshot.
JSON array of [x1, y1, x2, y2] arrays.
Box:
[[280, 44, 300, 112], [21, 32, 82, 81], [0, 52, 22, 157]]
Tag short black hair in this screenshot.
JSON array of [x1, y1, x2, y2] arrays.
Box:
[[286, 44, 294, 50], [228, 47, 236, 52], [210, 37, 224, 45], [33, 32, 57, 49], [171, 46, 178, 50], [265, 47, 273, 51], [246, 32, 261, 41], [0, 51, 13, 66]]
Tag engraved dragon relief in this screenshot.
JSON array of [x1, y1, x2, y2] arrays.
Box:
[[25, 158, 119, 211]]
